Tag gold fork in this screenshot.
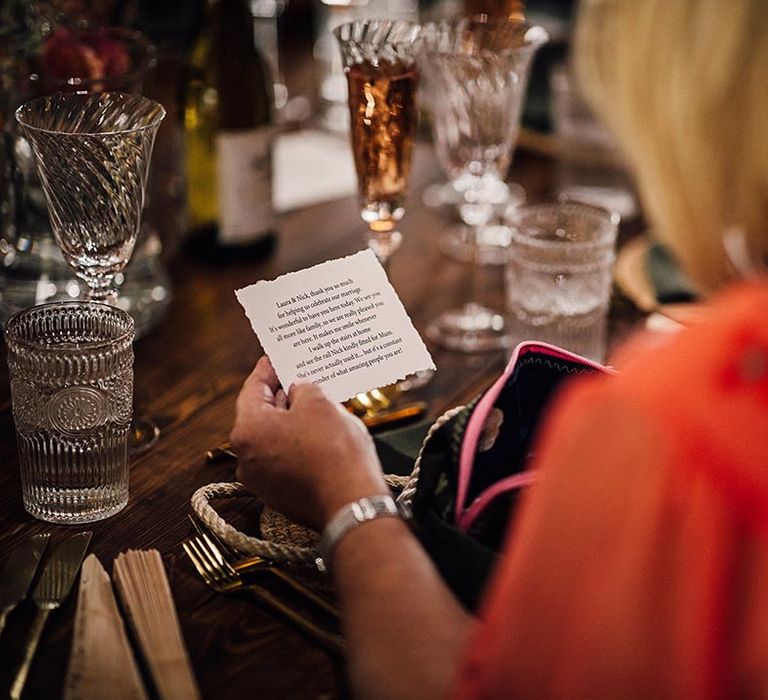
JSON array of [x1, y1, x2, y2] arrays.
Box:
[[186, 515, 340, 620], [182, 535, 345, 655]]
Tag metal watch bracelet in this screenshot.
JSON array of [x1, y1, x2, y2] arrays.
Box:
[[316, 495, 410, 573]]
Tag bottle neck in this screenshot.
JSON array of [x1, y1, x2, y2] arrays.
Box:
[[219, 0, 256, 42]]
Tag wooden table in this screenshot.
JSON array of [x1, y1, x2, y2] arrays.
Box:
[[0, 137, 644, 699]]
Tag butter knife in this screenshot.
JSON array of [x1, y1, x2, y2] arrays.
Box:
[[10, 531, 92, 700], [0, 533, 50, 639]]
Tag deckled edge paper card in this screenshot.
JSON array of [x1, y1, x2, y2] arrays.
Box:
[[236, 249, 436, 402]]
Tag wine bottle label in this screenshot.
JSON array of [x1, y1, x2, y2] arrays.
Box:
[[216, 128, 274, 245]]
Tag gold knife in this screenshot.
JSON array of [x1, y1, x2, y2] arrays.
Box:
[[10, 531, 92, 700], [0, 533, 50, 639]]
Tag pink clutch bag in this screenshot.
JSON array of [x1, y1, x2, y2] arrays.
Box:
[[409, 342, 610, 608]]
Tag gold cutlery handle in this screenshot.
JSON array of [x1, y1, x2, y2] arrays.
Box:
[[11, 607, 51, 700], [205, 444, 238, 464], [361, 402, 427, 429], [244, 584, 345, 656], [232, 557, 341, 620], [265, 568, 341, 620], [0, 606, 11, 640]]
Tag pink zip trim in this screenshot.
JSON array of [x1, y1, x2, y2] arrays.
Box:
[[455, 341, 609, 529], [457, 470, 539, 531]]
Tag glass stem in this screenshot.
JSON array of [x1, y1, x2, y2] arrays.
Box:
[[366, 228, 402, 272], [460, 176, 493, 314], [87, 285, 118, 307], [464, 224, 484, 313]]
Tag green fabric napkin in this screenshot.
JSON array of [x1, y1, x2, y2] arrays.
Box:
[[646, 242, 698, 304], [373, 420, 431, 477]]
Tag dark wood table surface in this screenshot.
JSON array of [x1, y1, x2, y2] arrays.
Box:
[[0, 132, 645, 698]]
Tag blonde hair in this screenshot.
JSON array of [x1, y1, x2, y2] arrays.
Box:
[[575, 0, 768, 291]]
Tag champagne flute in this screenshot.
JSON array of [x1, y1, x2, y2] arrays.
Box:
[[335, 19, 431, 401], [16, 92, 165, 452], [419, 17, 548, 352], [335, 19, 420, 268]]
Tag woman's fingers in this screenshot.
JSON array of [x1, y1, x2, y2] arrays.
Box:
[[249, 355, 281, 393], [238, 356, 282, 409], [288, 380, 327, 406]]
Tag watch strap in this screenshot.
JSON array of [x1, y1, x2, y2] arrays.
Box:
[[317, 495, 408, 572]]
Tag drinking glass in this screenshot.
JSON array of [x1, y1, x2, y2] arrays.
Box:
[[505, 201, 620, 361], [15, 92, 164, 452], [422, 0, 526, 257], [15, 92, 165, 304], [335, 19, 421, 267], [5, 301, 134, 523], [0, 27, 172, 337], [335, 19, 431, 398], [419, 18, 548, 352]]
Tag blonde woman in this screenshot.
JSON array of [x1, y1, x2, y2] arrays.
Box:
[[230, 0, 768, 697]]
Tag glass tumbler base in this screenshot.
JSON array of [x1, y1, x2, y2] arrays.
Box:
[[24, 487, 129, 524], [427, 303, 512, 352]]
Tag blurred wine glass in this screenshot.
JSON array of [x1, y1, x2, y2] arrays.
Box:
[[419, 16, 548, 352], [422, 1, 527, 264]]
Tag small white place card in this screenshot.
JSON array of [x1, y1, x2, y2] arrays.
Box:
[[236, 250, 436, 403]]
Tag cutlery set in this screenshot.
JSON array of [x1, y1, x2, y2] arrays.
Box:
[[0, 533, 51, 638], [1, 531, 92, 700], [0, 512, 342, 698], [183, 514, 345, 655]]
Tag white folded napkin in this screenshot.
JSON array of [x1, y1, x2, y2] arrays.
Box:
[[274, 129, 357, 213]]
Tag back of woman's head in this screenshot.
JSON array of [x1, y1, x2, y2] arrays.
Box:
[[576, 0, 768, 291]]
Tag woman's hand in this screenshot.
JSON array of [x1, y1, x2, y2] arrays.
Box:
[[229, 356, 389, 530], [233, 358, 472, 700]]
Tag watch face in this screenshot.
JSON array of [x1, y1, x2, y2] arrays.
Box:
[[320, 495, 401, 571]]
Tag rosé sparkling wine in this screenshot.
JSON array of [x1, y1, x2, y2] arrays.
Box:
[[346, 60, 418, 212]]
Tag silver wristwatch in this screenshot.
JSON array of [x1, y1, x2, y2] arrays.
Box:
[[316, 494, 410, 573]]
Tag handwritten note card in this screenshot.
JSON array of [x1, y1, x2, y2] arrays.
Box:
[[236, 250, 436, 402]]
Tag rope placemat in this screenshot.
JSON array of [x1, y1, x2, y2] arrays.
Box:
[[190, 406, 465, 568]]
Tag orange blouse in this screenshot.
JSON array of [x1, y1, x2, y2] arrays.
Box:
[[455, 281, 768, 699]]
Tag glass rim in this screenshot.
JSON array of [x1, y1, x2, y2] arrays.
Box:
[[333, 18, 421, 41], [4, 301, 135, 352], [15, 91, 166, 138], [507, 201, 621, 251], [27, 27, 157, 90], [418, 18, 550, 58]]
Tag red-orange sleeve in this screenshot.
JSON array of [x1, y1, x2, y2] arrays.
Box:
[[453, 282, 768, 700]]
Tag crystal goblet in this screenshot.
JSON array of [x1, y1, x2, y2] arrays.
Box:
[[15, 92, 165, 304], [419, 18, 548, 352]]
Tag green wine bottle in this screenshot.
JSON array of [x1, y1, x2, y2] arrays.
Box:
[[183, 0, 277, 259]]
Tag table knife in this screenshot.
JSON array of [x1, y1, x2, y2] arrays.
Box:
[[10, 531, 92, 700], [0, 533, 50, 639]]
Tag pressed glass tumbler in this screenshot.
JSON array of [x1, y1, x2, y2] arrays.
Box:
[[506, 202, 620, 361], [5, 302, 135, 523]]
